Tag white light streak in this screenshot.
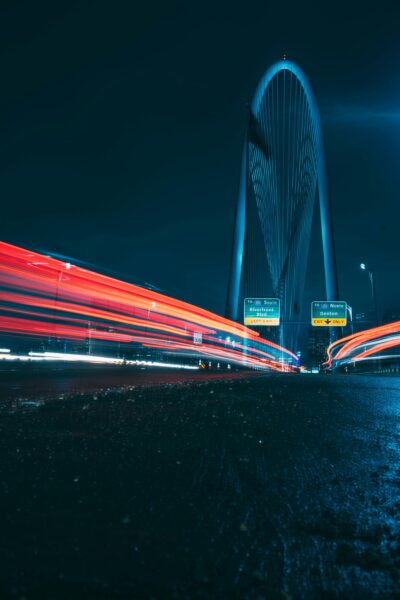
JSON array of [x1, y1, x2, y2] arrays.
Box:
[[0, 351, 200, 370]]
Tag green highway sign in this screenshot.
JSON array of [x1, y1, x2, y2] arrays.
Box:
[[244, 298, 280, 326], [311, 301, 347, 327]]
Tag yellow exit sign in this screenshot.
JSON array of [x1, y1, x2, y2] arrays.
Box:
[[311, 317, 346, 326], [311, 301, 347, 327], [244, 316, 280, 326]]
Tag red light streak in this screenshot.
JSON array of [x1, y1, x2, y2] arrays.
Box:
[[325, 321, 400, 367], [0, 241, 297, 371]]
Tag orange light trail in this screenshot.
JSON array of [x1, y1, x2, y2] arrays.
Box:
[[0, 241, 297, 370], [325, 321, 400, 368]]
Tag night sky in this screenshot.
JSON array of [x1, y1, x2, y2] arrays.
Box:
[[1, 0, 400, 323]]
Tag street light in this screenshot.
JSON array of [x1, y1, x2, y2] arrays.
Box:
[[346, 304, 354, 335], [147, 301, 156, 318], [360, 263, 379, 326]]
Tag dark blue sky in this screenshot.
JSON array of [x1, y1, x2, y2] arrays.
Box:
[[1, 0, 400, 320]]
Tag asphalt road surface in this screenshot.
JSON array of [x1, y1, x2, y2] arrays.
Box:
[[0, 363, 246, 403], [1, 372, 400, 598]]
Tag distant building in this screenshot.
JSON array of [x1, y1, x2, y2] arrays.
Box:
[[307, 328, 330, 369], [382, 309, 400, 324], [354, 310, 374, 332]]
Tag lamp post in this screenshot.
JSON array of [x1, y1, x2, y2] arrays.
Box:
[[52, 270, 63, 347], [360, 263, 379, 327], [53, 262, 71, 351], [147, 301, 156, 359], [346, 304, 354, 335], [147, 301, 156, 319]]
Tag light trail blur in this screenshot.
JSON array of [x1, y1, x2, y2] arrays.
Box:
[[326, 321, 400, 369], [0, 242, 297, 371], [0, 350, 199, 370]]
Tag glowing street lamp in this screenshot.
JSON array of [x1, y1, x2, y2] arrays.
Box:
[[147, 301, 157, 318], [360, 263, 379, 326], [346, 304, 354, 335]]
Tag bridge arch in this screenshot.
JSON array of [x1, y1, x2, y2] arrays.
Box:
[[226, 58, 339, 350]]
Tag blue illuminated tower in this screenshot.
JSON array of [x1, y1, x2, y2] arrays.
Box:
[[226, 58, 339, 351]]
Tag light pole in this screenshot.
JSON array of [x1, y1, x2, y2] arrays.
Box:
[[346, 304, 354, 335], [360, 263, 379, 327], [147, 301, 156, 319], [53, 262, 71, 351], [147, 301, 156, 359]]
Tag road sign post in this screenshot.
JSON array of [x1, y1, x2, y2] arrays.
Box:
[[311, 301, 347, 327], [193, 332, 202, 345], [244, 298, 280, 326]]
